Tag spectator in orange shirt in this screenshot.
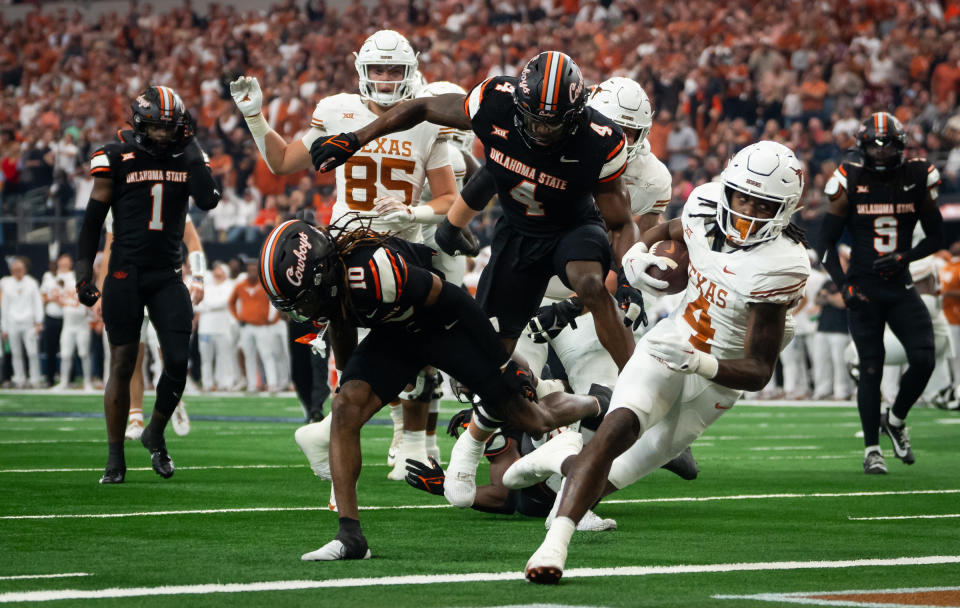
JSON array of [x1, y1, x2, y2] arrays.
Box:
[[228, 261, 279, 393], [939, 242, 960, 384]]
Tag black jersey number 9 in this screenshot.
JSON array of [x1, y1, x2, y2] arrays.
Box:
[[873, 216, 897, 254]]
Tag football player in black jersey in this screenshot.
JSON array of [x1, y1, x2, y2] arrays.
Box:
[[74, 86, 220, 484], [818, 112, 943, 474], [309, 51, 641, 508], [259, 218, 603, 561]]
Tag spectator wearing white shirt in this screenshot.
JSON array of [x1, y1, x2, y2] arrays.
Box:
[[196, 263, 239, 391], [55, 269, 94, 391], [40, 254, 74, 387], [1, 258, 44, 388]]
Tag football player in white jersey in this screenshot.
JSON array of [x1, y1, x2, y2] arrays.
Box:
[[506, 141, 810, 584], [230, 30, 458, 480]]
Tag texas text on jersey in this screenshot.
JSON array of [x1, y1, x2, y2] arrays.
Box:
[[825, 158, 941, 284], [89, 130, 208, 269], [339, 237, 439, 327], [464, 76, 628, 238], [670, 182, 810, 360]]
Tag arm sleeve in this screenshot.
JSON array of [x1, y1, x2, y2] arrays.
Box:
[[460, 165, 498, 211], [816, 212, 847, 287], [188, 160, 221, 211], [907, 205, 944, 262], [76, 198, 110, 283]]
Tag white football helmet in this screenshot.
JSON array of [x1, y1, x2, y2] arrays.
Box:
[[354, 30, 420, 107], [587, 77, 652, 162], [418, 80, 475, 152], [717, 141, 804, 246]]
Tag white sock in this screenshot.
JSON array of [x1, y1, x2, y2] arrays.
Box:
[[129, 412, 143, 423], [887, 411, 904, 427], [425, 432, 438, 453], [402, 430, 425, 453], [450, 431, 484, 469], [545, 515, 576, 547], [389, 404, 403, 431], [865, 445, 882, 457]]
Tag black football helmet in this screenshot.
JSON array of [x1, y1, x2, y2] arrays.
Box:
[[513, 51, 587, 149], [131, 85, 192, 156], [259, 220, 342, 322], [857, 112, 906, 173]]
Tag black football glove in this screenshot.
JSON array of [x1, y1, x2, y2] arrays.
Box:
[[405, 456, 446, 496], [873, 252, 908, 277], [446, 407, 473, 438], [527, 297, 583, 343], [310, 132, 360, 172], [842, 283, 869, 311], [76, 279, 100, 307], [503, 360, 537, 402], [182, 136, 207, 167], [615, 266, 647, 330], [435, 217, 480, 257]]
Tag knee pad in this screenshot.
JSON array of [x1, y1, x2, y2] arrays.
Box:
[[294, 416, 333, 479]]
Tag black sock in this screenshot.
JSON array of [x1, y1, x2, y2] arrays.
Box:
[[143, 414, 168, 450], [335, 518, 368, 558], [108, 441, 125, 469], [338, 517, 362, 536]]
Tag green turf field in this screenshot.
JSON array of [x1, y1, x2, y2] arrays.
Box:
[[1, 392, 958, 607]]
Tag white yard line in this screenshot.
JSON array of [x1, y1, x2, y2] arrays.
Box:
[[715, 585, 960, 607], [1, 556, 957, 603], [4, 489, 958, 520], [849, 513, 960, 521], [0, 573, 88, 581], [0, 464, 306, 474]]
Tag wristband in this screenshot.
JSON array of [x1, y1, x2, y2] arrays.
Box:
[[187, 250, 207, 277], [696, 352, 719, 380], [412, 205, 443, 224]]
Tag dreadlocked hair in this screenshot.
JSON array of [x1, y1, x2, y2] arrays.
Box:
[[783, 222, 808, 247], [329, 214, 396, 323]]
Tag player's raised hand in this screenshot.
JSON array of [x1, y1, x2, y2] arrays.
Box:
[[310, 132, 361, 172], [621, 241, 674, 295], [229, 76, 264, 117]]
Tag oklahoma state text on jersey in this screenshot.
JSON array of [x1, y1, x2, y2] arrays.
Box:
[[464, 76, 628, 238], [89, 130, 209, 269]]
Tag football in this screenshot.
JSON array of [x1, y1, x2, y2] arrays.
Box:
[[646, 239, 689, 295]]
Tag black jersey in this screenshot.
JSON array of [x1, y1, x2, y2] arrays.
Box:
[[826, 157, 941, 283], [464, 76, 629, 238], [89, 131, 201, 269], [340, 237, 438, 327]]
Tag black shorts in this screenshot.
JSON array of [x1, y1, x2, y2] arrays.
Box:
[[101, 263, 193, 346], [339, 321, 508, 406], [475, 220, 611, 339]]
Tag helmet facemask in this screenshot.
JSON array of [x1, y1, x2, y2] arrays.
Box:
[[718, 187, 787, 246], [260, 221, 342, 323], [857, 112, 906, 173], [354, 30, 419, 108]]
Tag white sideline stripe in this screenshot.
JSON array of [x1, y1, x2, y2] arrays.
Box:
[[714, 585, 960, 606], [0, 573, 88, 581], [1, 556, 957, 603], [747, 446, 820, 451], [849, 513, 960, 521], [0, 464, 305, 474], [5, 489, 958, 520], [0, 440, 101, 445]]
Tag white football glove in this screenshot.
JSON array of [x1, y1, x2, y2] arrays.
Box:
[[621, 241, 676, 295], [372, 195, 415, 227], [230, 76, 264, 117], [645, 334, 718, 379]]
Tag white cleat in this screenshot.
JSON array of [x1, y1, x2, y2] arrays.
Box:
[[387, 429, 403, 467], [524, 539, 567, 584], [124, 419, 144, 441], [503, 431, 583, 490], [171, 402, 190, 436], [575, 509, 617, 531], [426, 444, 442, 465], [387, 445, 428, 481], [300, 539, 371, 561]]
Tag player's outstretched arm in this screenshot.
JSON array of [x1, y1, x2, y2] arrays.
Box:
[[229, 76, 313, 175], [310, 94, 469, 172], [817, 181, 849, 288], [75, 177, 112, 307]]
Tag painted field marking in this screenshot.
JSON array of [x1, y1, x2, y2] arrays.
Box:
[[0, 573, 88, 581], [4, 489, 958, 520], [1, 556, 957, 603], [849, 513, 960, 521], [748, 446, 821, 451], [715, 585, 960, 606]]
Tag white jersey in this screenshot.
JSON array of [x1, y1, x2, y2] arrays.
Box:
[[622, 140, 671, 216], [664, 182, 810, 360], [301, 93, 450, 242]]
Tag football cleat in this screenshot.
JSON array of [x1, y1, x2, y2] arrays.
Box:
[[141, 429, 174, 479], [99, 467, 126, 484], [171, 402, 190, 436], [661, 446, 699, 480], [880, 412, 915, 464], [301, 537, 371, 561], [503, 431, 583, 490], [124, 419, 144, 441], [525, 540, 567, 585], [387, 441, 428, 481], [863, 451, 888, 475]]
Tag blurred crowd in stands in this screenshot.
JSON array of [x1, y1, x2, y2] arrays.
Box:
[[1, 0, 960, 249]]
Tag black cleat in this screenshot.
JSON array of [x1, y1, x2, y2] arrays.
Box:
[[99, 467, 126, 484], [880, 412, 915, 464], [141, 428, 174, 478], [661, 446, 699, 480], [863, 451, 888, 474]]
